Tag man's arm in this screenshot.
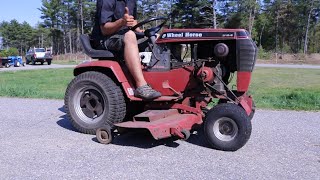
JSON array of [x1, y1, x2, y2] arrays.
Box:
[[100, 19, 126, 36], [101, 7, 135, 36]]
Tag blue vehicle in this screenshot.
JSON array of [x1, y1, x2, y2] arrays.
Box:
[[1, 56, 25, 68]]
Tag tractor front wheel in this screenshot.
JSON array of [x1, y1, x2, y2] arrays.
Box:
[[204, 103, 252, 151], [64, 71, 126, 134]]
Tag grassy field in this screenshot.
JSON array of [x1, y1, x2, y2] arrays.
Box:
[[53, 60, 81, 65], [0, 68, 73, 99], [248, 67, 320, 111], [0, 67, 319, 111]]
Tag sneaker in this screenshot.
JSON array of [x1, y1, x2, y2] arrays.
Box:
[[134, 84, 161, 100]]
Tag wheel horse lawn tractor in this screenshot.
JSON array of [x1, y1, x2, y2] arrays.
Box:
[[64, 17, 257, 151]]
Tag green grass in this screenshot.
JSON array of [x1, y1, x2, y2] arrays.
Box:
[[0, 68, 73, 99], [0, 67, 319, 111], [248, 67, 320, 111], [53, 60, 81, 65]]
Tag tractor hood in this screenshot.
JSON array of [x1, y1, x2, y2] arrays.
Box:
[[157, 28, 249, 42], [157, 28, 258, 92], [157, 28, 257, 73]]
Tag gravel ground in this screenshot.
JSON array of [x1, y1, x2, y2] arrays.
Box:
[[0, 97, 319, 179], [0, 63, 320, 73], [0, 64, 75, 72]]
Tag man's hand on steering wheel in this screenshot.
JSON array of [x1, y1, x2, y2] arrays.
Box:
[[130, 16, 168, 38], [122, 7, 136, 27], [122, 7, 144, 33]]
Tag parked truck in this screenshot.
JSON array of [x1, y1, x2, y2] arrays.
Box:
[[25, 47, 52, 65]]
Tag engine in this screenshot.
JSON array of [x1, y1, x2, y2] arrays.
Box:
[[149, 28, 258, 94]]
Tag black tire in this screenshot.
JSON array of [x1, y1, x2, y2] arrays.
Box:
[[96, 126, 113, 144], [181, 129, 191, 140], [41, 61, 44, 65], [204, 103, 252, 151], [47, 60, 52, 65], [248, 101, 256, 120], [64, 71, 126, 134], [4, 63, 9, 68]]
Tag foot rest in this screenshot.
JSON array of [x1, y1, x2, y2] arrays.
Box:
[[130, 95, 180, 101]]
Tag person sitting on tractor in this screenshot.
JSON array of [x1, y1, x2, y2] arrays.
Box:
[[91, 0, 161, 100]]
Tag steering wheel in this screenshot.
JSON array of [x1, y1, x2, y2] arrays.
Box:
[[130, 17, 168, 38]]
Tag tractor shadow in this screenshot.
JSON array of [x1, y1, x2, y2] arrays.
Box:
[[93, 129, 210, 149], [92, 130, 181, 149], [56, 106, 78, 132], [57, 106, 209, 149]]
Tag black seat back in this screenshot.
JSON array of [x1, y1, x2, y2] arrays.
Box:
[[80, 34, 115, 59]]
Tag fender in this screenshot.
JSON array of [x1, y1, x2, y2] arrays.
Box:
[[74, 61, 138, 100]]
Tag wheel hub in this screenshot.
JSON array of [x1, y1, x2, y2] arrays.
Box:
[[74, 86, 106, 124], [80, 90, 104, 118], [220, 121, 234, 135], [213, 117, 238, 141]]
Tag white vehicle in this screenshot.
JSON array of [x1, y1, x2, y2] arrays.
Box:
[[25, 47, 53, 65]]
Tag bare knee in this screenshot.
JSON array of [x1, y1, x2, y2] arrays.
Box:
[[124, 30, 137, 45]]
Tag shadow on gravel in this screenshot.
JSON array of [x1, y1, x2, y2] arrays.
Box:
[[92, 129, 211, 149], [185, 130, 211, 149], [57, 106, 210, 149], [56, 106, 78, 132], [93, 130, 181, 149]]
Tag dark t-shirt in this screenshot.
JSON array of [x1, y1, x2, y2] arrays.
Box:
[[91, 0, 137, 40]]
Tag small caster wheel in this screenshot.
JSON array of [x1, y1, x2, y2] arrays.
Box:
[[96, 126, 113, 144], [181, 129, 191, 140]]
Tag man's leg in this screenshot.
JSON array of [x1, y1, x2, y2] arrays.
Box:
[[123, 30, 146, 87], [123, 30, 161, 99]]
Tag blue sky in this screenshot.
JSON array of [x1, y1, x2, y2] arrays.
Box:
[[0, 0, 42, 27]]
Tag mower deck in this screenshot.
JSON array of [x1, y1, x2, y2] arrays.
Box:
[[115, 109, 202, 140]]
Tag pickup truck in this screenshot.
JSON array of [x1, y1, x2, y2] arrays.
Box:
[[25, 47, 52, 65]]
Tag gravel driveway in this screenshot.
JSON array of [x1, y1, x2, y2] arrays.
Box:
[[0, 97, 319, 179], [0, 63, 320, 73], [0, 64, 75, 72]]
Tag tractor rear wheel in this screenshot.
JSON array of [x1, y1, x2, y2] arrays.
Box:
[[204, 103, 252, 151], [64, 71, 126, 134]]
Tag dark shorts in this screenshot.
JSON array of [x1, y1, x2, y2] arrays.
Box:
[[102, 29, 128, 52], [93, 29, 149, 56]]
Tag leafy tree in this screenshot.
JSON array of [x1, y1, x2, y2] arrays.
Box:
[[0, 48, 19, 56], [172, 0, 213, 28]]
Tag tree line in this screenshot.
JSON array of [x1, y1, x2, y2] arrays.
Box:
[[0, 0, 320, 56]]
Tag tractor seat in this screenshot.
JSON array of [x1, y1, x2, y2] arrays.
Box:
[[80, 34, 115, 59]]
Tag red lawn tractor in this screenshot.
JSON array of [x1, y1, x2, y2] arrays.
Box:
[[64, 17, 257, 151]]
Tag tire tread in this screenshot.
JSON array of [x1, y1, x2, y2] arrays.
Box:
[[64, 71, 126, 134]]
